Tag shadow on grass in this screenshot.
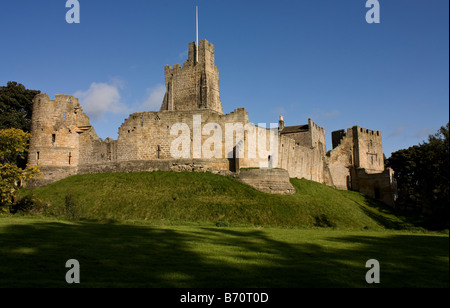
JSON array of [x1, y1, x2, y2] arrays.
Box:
[[359, 195, 428, 230], [0, 221, 448, 288]]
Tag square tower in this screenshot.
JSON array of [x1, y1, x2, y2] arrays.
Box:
[[160, 39, 223, 114]]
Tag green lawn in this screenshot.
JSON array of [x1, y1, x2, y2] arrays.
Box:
[[0, 216, 447, 288]]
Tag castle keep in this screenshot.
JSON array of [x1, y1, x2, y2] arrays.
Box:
[[28, 39, 397, 205]]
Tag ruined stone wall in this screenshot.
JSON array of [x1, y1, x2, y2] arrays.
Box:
[[115, 107, 258, 168], [26, 166, 79, 188], [28, 93, 101, 168], [354, 168, 397, 206], [27, 93, 394, 206], [77, 158, 231, 176], [328, 129, 354, 190], [78, 132, 117, 166], [28, 93, 116, 185], [328, 125, 388, 192], [26, 38, 394, 205]]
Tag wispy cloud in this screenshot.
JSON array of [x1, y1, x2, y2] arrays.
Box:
[[140, 84, 166, 111], [128, 64, 138, 71], [74, 80, 129, 120], [389, 125, 408, 137], [178, 49, 188, 60], [323, 110, 340, 119], [309, 108, 341, 120], [272, 106, 286, 116], [415, 127, 433, 139]]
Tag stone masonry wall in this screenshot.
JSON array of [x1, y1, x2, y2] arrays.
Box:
[[238, 168, 295, 194]]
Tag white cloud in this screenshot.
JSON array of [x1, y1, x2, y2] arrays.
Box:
[[74, 81, 129, 120], [140, 84, 166, 111]]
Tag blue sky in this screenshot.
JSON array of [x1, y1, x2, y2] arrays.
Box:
[[1, 0, 448, 157]]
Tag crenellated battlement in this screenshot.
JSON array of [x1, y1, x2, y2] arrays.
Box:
[[354, 126, 381, 137], [308, 118, 325, 133]]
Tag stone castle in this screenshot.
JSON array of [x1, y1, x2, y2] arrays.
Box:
[[28, 39, 397, 205]]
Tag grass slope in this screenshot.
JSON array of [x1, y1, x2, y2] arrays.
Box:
[[22, 171, 415, 230]]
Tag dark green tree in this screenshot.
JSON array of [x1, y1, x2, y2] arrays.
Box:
[[387, 123, 449, 229], [0, 81, 41, 132]]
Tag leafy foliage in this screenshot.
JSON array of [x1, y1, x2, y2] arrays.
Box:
[[0, 127, 30, 165], [0, 128, 41, 211], [0, 81, 40, 132], [387, 123, 449, 229]]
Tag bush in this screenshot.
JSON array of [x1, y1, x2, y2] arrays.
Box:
[[314, 214, 336, 228], [10, 194, 47, 215], [65, 194, 80, 220], [215, 220, 230, 227]]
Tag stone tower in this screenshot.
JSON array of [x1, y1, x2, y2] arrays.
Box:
[[28, 93, 97, 168], [160, 39, 223, 114], [351, 126, 384, 173]]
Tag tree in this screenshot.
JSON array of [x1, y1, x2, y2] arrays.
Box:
[[387, 123, 449, 229], [0, 81, 40, 132], [0, 128, 41, 212]]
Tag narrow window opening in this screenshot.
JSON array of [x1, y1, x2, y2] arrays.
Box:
[[52, 134, 56, 143], [36, 152, 40, 161], [374, 187, 381, 199], [63, 113, 66, 119], [157, 145, 161, 159], [68, 152, 72, 165]]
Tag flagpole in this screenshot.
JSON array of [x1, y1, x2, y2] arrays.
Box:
[[196, 5, 199, 64]]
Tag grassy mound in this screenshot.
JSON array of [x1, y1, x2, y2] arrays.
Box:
[[22, 171, 415, 230]]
